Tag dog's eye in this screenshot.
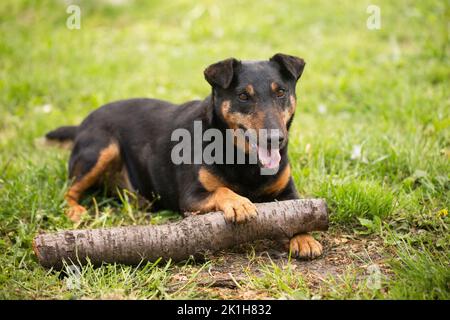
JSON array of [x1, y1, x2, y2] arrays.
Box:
[[238, 93, 249, 101], [276, 88, 286, 98]]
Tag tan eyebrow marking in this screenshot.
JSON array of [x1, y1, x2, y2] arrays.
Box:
[[246, 84, 255, 96], [282, 94, 297, 123], [290, 95, 296, 108], [271, 82, 279, 92]]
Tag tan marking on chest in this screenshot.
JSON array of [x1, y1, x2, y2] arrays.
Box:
[[195, 168, 257, 223], [261, 165, 291, 196], [198, 167, 226, 192]]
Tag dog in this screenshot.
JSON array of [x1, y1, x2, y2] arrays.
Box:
[[45, 53, 323, 259]]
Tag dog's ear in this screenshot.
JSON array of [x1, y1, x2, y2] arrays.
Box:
[[204, 58, 240, 89], [270, 53, 305, 81]]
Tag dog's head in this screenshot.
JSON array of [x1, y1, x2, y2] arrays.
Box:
[[204, 53, 305, 169]]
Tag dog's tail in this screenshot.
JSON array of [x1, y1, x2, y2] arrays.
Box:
[[42, 125, 78, 149], [46, 125, 78, 141]]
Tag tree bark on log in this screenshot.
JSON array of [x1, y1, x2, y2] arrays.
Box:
[[33, 199, 328, 269]]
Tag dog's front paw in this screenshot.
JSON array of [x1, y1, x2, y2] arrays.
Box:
[[289, 234, 323, 259], [66, 205, 87, 222], [217, 190, 257, 224]]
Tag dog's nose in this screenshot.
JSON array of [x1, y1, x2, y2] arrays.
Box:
[[267, 131, 285, 148]]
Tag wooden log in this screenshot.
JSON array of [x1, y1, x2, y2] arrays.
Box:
[[33, 199, 328, 268]]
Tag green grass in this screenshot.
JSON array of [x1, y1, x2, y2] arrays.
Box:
[[244, 258, 311, 299], [387, 240, 450, 299], [317, 179, 395, 223], [0, 0, 449, 299]]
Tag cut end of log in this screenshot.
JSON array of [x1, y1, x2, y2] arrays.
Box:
[[32, 237, 43, 262]]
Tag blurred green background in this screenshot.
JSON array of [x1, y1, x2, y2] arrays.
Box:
[[0, 0, 448, 299]]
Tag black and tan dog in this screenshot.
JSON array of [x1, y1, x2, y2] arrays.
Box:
[[46, 53, 322, 259]]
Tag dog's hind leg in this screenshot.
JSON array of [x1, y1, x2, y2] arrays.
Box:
[[65, 133, 121, 222]]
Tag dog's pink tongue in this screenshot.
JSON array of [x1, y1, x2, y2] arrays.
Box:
[[257, 147, 281, 169]]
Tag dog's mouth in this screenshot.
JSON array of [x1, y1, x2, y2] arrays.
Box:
[[250, 142, 281, 169]]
